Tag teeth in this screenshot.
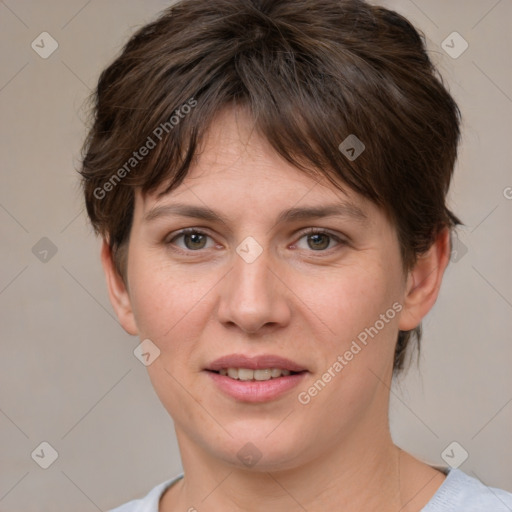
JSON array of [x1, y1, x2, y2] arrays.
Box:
[[238, 368, 254, 381], [218, 368, 293, 380], [254, 369, 272, 381]]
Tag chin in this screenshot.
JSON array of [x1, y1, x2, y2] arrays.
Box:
[[203, 426, 310, 472]]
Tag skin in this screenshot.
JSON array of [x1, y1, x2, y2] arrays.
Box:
[[102, 106, 451, 511]]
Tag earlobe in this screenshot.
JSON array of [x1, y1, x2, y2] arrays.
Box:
[[100, 239, 138, 336], [398, 228, 451, 332]]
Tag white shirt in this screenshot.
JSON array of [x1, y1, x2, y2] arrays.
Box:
[[108, 467, 512, 511]]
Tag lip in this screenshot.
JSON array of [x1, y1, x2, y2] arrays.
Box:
[[206, 353, 307, 372], [204, 353, 308, 403], [205, 370, 307, 403]]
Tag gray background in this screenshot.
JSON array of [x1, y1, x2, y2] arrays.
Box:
[[0, 1, 511, 510]]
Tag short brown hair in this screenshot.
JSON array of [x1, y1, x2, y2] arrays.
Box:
[[79, 0, 462, 373]]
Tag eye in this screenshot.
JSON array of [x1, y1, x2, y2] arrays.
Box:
[[165, 227, 346, 254], [166, 229, 216, 251], [293, 228, 345, 252]]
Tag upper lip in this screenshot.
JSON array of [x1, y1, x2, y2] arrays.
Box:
[[206, 354, 307, 372]]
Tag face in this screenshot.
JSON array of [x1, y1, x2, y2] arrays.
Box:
[[105, 106, 442, 471]]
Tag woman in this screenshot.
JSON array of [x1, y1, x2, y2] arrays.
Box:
[[80, 0, 512, 510]]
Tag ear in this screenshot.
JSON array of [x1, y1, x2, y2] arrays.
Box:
[[398, 227, 451, 331], [100, 239, 138, 336]]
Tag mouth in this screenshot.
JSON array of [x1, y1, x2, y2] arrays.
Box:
[[206, 367, 305, 380], [204, 354, 308, 402]]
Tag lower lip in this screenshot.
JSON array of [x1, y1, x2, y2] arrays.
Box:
[[205, 371, 307, 403]]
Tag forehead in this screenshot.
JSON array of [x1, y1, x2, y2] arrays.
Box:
[[172, 106, 319, 189], [135, 106, 382, 229]]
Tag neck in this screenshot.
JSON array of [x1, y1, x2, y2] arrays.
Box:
[[165, 417, 404, 512]]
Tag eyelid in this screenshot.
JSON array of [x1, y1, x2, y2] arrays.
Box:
[[165, 227, 211, 242], [296, 227, 346, 239]]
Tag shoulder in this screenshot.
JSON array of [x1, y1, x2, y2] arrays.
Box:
[[107, 473, 184, 512], [423, 468, 512, 511]]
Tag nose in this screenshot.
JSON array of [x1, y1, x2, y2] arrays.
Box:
[[216, 244, 291, 334]]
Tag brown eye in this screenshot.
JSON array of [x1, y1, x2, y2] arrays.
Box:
[[294, 229, 346, 252], [182, 232, 207, 250], [306, 233, 331, 251], [167, 229, 214, 251]]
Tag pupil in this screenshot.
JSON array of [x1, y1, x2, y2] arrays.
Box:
[[309, 234, 329, 250], [186, 233, 205, 249]]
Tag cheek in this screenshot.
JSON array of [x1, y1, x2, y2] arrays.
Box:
[[128, 275, 173, 340], [300, 264, 402, 404], [315, 260, 401, 341], [126, 247, 210, 341], [309, 263, 404, 407]]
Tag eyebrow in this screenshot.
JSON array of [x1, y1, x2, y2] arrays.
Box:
[[143, 201, 368, 225]]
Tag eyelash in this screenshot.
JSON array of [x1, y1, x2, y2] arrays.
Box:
[[165, 227, 347, 255]]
